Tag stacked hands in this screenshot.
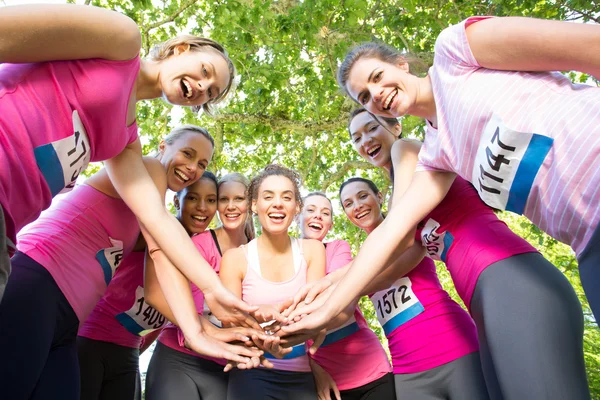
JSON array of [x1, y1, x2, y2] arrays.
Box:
[[183, 276, 339, 372]]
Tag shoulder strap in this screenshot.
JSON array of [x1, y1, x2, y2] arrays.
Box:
[[246, 239, 262, 278], [210, 229, 223, 257]]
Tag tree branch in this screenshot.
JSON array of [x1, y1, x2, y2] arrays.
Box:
[[214, 113, 348, 134], [144, 0, 199, 31], [320, 160, 377, 192]]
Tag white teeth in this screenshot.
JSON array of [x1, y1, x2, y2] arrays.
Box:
[[174, 169, 190, 182], [225, 213, 240, 218], [384, 89, 397, 110], [308, 223, 322, 229], [356, 210, 370, 219], [268, 213, 285, 218], [183, 80, 193, 98], [192, 215, 207, 221], [367, 145, 381, 157]]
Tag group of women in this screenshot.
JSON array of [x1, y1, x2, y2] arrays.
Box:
[[0, 3, 598, 400]]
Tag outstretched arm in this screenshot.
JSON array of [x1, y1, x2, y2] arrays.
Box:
[[0, 4, 140, 63], [465, 16, 600, 78]]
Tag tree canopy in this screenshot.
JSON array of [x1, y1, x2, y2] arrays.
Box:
[[64, 0, 600, 393]]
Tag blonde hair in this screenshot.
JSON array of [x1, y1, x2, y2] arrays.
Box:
[[164, 124, 214, 147], [150, 35, 236, 115], [218, 173, 255, 240]]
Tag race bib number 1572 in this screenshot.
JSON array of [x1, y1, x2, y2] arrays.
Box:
[[472, 114, 553, 214], [371, 277, 424, 335]]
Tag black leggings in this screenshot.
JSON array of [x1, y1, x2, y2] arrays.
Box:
[[0, 252, 80, 400], [77, 337, 140, 400], [0, 203, 11, 304], [228, 367, 317, 400], [578, 221, 600, 324], [146, 342, 228, 400], [471, 252, 590, 400], [340, 373, 396, 400]]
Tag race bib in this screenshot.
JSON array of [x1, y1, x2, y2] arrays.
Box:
[[321, 314, 359, 347], [34, 110, 91, 197], [203, 303, 222, 327], [95, 238, 124, 285], [472, 114, 553, 214], [420, 218, 454, 262], [115, 286, 167, 335], [371, 277, 424, 336]]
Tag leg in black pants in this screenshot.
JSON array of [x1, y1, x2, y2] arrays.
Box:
[[471, 253, 590, 400], [578, 221, 600, 325]]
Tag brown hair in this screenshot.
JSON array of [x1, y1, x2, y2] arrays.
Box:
[[303, 192, 333, 214], [218, 173, 255, 240], [248, 164, 303, 211], [150, 35, 236, 115], [348, 107, 401, 139], [337, 42, 425, 99]]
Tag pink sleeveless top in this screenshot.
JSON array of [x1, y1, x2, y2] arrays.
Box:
[[158, 230, 226, 366], [242, 237, 310, 372], [17, 184, 140, 321], [370, 257, 479, 374], [310, 240, 391, 390], [0, 57, 140, 245], [78, 251, 167, 348], [416, 176, 537, 309]]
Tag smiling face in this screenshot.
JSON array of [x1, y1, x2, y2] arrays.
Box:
[[159, 132, 214, 192], [349, 111, 400, 169], [346, 57, 416, 119], [340, 181, 384, 232], [218, 180, 249, 233], [176, 176, 218, 235], [299, 195, 333, 242], [252, 175, 299, 235], [159, 46, 231, 108]]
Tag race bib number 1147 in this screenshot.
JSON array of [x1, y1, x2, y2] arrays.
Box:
[[472, 114, 553, 214]]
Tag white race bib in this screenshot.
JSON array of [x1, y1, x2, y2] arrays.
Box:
[[95, 238, 124, 285], [371, 277, 424, 335], [34, 110, 91, 197], [115, 286, 167, 335], [472, 114, 553, 214], [420, 218, 454, 262]]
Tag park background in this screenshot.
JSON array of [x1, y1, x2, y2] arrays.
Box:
[[3, 0, 599, 396]]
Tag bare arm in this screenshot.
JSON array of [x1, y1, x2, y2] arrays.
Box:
[[305, 239, 327, 283], [0, 4, 140, 63], [465, 17, 600, 77], [143, 249, 181, 326], [105, 140, 258, 328]]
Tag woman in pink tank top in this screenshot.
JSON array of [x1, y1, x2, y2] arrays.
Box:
[[339, 177, 488, 400], [0, 126, 224, 400], [298, 192, 394, 400], [77, 171, 220, 400], [0, 5, 257, 345], [220, 165, 326, 400], [145, 172, 259, 400]]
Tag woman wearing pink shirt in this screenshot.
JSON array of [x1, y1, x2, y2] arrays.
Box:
[[298, 192, 394, 400], [287, 16, 598, 399], [0, 5, 255, 345]]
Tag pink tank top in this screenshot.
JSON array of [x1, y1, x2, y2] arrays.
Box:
[[17, 184, 140, 321], [78, 251, 167, 348], [0, 56, 140, 245], [369, 257, 479, 374], [310, 240, 391, 390], [158, 230, 226, 366], [416, 176, 537, 309], [242, 237, 310, 372]]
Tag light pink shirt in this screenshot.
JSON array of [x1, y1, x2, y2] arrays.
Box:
[[370, 258, 479, 374], [0, 57, 140, 245], [311, 240, 391, 391], [242, 237, 311, 372], [417, 16, 600, 257], [416, 177, 536, 309], [79, 251, 167, 348], [17, 184, 140, 321]]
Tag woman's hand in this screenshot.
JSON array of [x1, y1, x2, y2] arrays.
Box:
[[251, 303, 290, 325], [181, 326, 262, 365], [310, 359, 341, 400], [203, 284, 261, 330], [283, 276, 334, 318]]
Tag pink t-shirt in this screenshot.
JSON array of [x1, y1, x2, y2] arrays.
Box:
[[0, 56, 140, 245], [416, 176, 537, 309], [416, 16, 600, 257], [158, 230, 226, 366], [78, 251, 167, 349], [311, 240, 391, 391], [370, 257, 479, 374], [242, 237, 311, 372], [17, 184, 140, 321]]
